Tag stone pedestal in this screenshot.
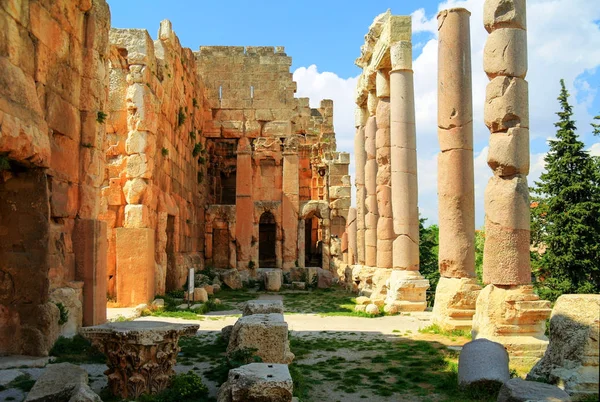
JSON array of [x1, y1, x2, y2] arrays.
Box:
[[383, 270, 429, 313], [472, 285, 551, 365], [80, 321, 198, 399], [115, 228, 155, 306], [432, 277, 481, 331]]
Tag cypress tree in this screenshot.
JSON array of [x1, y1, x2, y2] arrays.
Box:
[[531, 80, 600, 300]]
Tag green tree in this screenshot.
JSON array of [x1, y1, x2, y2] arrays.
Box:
[[474, 229, 485, 285], [419, 218, 439, 306], [530, 80, 600, 301]]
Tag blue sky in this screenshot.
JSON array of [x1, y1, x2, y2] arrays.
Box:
[[107, 0, 600, 227]]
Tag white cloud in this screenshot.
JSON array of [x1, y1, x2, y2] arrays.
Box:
[[294, 0, 600, 227]]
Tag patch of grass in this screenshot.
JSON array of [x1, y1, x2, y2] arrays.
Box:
[[161, 147, 169, 157], [138, 371, 209, 402], [290, 333, 497, 402], [49, 335, 106, 364], [8, 374, 36, 392], [0, 155, 10, 171], [419, 323, 472, 340]]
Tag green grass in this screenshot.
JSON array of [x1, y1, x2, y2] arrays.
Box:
[[8, 374, 36, 392], [49, 335, 106, 364], [290, 334, 497, 402], [141, 292, 242, 320], [419, 323, 472, 340]]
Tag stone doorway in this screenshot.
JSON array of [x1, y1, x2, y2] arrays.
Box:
[[305, 217, 322, 266], [259, 212, 277, 267], [165, 215, 177, 292], [212, 228, 230, 268]]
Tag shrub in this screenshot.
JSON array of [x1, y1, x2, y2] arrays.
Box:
[[55, 302, 69, 326]]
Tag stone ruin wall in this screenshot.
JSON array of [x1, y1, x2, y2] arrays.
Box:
[[195, 46, 350, 272], [0, 0, 110, 355], [102, 20, 210, 306]]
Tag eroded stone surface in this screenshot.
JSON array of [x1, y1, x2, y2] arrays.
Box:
[[217, 363, 293, 402], [497, 378, 571, 402], [25, 363, 94, 402], [243, 300, 284, 317]]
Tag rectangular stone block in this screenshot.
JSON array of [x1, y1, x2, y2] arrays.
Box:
[[73, 219, 107, 326], [116, 228, 155, 306]]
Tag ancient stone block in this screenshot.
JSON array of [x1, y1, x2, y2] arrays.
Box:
[[124, 204, 150, 228], [221, 269, 243, 290], [217, 363, 293, 402], [488, 128, 530, 176], [483, 0, 527, 33], [527, 294, 599, 400], [243, 300, 284, 317], [484, 28, 528, 78], [227, 313, 294, 364], [458, 338, 510, 389], [484, 76, 529, 132], [497, 378, 571, 402], [116, 228, 155, 306], [264, 269, 282, 292], [432, 277, 481, 331], [25, 362, 92, 402], [484, 175, 529, 231]]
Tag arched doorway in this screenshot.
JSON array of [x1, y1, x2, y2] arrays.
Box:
[[259, 212, 277, 267]]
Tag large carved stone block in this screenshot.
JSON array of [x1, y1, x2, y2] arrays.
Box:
[[217, 363, 293, 402], [484, 76, 529, 133], [484, 0, 527, 33], [488, 128, 530, 176], [483, 28, 528, 78]]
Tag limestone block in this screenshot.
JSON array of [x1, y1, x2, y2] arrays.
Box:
[[497, 378, 571, 402], [123, 178, 148, 204], [264, 270, 282, 292], [184, 288, 208, 303], [109, 28, 156, 68], [484, 175, 529, 230], [376, 70, 390, 98], [263, 121, 291, 136], [432, 277, 481, 331], [227, 314, 294, 364], [390, 41, 412, 71], [384, 270, 429, 311], [124, 204, 150, 228], [217, 363, 293, 402], [392, 234, 419, 271], [472, 285, 551, 364], [484, 28, 528, 79], [202, 284, 215, 296], [483, 0, 527, 33], [104, 178, 124, 206], [126, 153, 152, 179], [483, 224, 530, 286], [221, 269, 243, 290], [329, 186, 351, 199], [49, 287, 83, 338], [125, 130, 155, 155], [243, 300, 284, 317], [527, 295, 599, 399], [458, 338, 510, 389], [317, 268, 333, 289], [485, 76, 529, 133], [25, 363, 90, 402], [363, 304, 378, 315], [116, 228, 155, 306], [488, 128, 530, 176]]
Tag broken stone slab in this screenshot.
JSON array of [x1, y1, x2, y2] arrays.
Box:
[[184, 287, 208, 302], [221, 269, 243, 290], [497, 378, 571, 402], [458, 338, 510, 389], [243, 300, 284, 317], [24, 362, 95, 402], [217, 363, 293, 402], [316, 268, 333, 288], [68, 384, 102, 402], [527, 294, 599, 399], [227, 314, 294, 364], [0, 356, 52, 370]]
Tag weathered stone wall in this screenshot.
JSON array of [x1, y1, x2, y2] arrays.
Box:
[[195, 47, 348, 272], [102, 20, 209, 305], [0, 0, 110, 354]]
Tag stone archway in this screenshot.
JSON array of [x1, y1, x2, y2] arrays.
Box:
[[259, 211, 277, 268], [298, 200, 331, 269]]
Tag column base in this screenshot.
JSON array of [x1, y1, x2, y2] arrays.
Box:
[[383, 270, 429, 313], [473, 284, 552, 365], [432, 277, 481, 331]]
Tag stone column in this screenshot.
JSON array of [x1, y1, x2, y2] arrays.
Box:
[[347, 207, 357, 266], [473, 0, 551, 364], [376, 70, 394, 270], [354, 107, 368, 266], [385, 40, 429, 313], [235, 138, 254, 269], [282, 138, 300, 269], [432, 8, 481, 331], [364, 91, 379, 268], [297, 219, 305, 267]]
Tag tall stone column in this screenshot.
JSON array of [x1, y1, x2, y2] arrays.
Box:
[[432, 8, 481, 331], [235, 137, 254, 269], [473, 0, 551, 364], [364, 91, 379, 268], [354, 107, 368, 266], [376, 70, 394, 270], [282, 137, 300, 269], [385, 40, 429, 313], [347, 207, 357, 266]]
